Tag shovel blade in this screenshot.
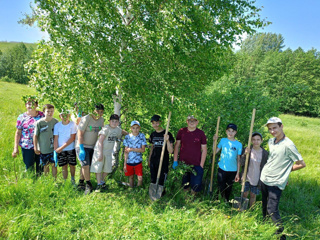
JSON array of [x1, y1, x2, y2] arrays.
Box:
[[149, 183, 164, 201], [232, 197, 249, 211]]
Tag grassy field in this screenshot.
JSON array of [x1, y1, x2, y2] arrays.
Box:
[[0, 82, 319, 239], [0, 41, 36, 53]]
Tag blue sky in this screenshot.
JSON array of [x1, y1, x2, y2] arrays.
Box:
[[0, 0, 319, 51]]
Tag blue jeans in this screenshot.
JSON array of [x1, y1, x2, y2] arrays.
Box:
[[21, 148, 43, 175], [182, 165, 204, 192]]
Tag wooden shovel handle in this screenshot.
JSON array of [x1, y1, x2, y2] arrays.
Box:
[[241, 109, 256, 193], [155, 97, 173, 185], [210, 116, 220, 192]]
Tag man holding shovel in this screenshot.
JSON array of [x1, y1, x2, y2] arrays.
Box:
[[173, 115, 207, 194], [260, 117, 306, 239], [148, 115, 174, 195]]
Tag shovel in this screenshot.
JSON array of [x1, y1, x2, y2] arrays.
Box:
[[233, 108, 256, 211], [209, 116, 220, 194], [149, 97, 173, 201]]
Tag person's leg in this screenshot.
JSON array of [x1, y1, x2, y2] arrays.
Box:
[[96, 173, 102, 184], [137, 175, 143, 186], [69, 164, 76, 178], [21, 148, 35, 171], [68, 150, 77, 181], [150, 161, 158, 184], [267, 185, 283, 234], [190, 166, 204, 194], [58, 151, 68, 179], [249, 191, 257, 207], [243, 191, 249, 198], [101, 172, 108, 182], [129, 175, 134, 187], [217, 168, 227, 199], [224, 171, 237, 201], [44, 164, 50, 174], [52, 164, 57, 178], [35, 153, 43, 175]]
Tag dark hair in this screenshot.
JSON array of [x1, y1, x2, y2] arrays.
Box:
[[277, 122, 282, 127], [43, 104, 54, 111], [95, 103, 104, 111], [109, 114, 120, 121], [252, 132, 263, 140]]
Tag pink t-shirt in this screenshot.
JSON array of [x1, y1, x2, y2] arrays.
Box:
[[176, 127, 207, 166], [16, 111, 45, 149]]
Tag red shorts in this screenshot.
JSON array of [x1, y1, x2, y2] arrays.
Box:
[[125, 163, 143, 176]]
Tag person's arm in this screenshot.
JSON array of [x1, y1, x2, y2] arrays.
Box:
[[235, 155, 241, 182], [123, 152, 128, 173], [122, 129, 128, 136], [96, 134, 106, 162], [292, 160, 306, 171], [148, 144, 154, 167], [126, 145, 146, 153], [200, 144, 207, 168], [33, 134, 40, 155], [78, 129, 85, 145], [54, 135, 59, 151], [173, 140, 181, 162], [164, 134, 174, 154], [12, 129, 22, 158], [55, 134, 76, 153]]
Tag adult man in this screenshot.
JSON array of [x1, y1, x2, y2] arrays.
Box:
[[173, 115, 207, 194], [260, 117, 306, 239], [76, 104, 105, 195]]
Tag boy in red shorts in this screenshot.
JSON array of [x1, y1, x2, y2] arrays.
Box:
[[123, 121, 147, 188]]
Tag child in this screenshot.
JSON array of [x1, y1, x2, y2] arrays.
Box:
[[148, 115, 174, 191], [76, 103, 105, 195], [53, 111, 77, 183], [34, 104, 59, 177], [240, 132, 268, 207], [123, 120, 147, 188], [173, 115, 207, 194], [215, 123, 242, 201], [91, 114, 127, 192]]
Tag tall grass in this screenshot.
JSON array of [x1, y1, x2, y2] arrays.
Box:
[[0, 82, 319, 239]]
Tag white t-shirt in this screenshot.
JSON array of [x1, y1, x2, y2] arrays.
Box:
[[54, 121, 77, 151]]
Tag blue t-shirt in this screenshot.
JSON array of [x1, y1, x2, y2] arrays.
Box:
[[217, 138, 242, 172], [123, 133, 147, 165]]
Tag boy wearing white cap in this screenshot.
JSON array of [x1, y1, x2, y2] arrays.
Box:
[[260, 117, 306, 239], [123, 120, 147, 187]]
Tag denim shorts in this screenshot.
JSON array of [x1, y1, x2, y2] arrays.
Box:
[[182, 165, 204, 192], [244, 181, 260, 195], [40, 152, 54, 166]]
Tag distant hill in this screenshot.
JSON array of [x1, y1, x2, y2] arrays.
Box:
[[0, 41, 36, 53]]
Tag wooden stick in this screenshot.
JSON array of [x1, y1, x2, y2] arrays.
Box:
[[210, 116, 220, 192]]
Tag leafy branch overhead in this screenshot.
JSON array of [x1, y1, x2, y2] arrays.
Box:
[[27, 0, 267, 115]]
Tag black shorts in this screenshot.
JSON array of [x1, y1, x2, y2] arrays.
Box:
[[58, 149, 77, 167]]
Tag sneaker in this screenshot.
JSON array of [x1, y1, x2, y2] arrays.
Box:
[[95, 184, 102, 193], [101, 183, 108, 191], [84, 184, 93, 195], [77, 182, 85, 191]]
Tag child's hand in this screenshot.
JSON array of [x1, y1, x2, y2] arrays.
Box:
[[97, 154, 103, 162], [234, 174, 240, 182], [245, 147, 250, 155], [34, 148, 41, 155], [164, 134, 169, 141], [55, 147, 63, 153], [123, 165, 127, 173], [125, 147, 133, 153]]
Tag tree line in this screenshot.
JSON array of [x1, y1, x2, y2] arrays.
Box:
[[0, 42, 34, 84]]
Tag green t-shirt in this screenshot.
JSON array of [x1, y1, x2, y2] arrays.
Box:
[[260, 137, 303, 190], [34, 118, 59, 154]]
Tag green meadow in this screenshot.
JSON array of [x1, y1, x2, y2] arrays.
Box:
[[0, 41, 36, 53], [0, 82, 319, 239]]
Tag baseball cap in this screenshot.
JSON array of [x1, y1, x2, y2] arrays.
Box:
[[109, 114, 120, 121], [265, 117, 282, 126], [252, 132, 263, 139], [187, 115, 197, 121], [130, 120, 140, 127], [226, 123, 237, 131], [151, 115, 161, 122]]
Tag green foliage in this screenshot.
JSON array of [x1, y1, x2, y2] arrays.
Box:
[[28, 0, 267, 116], [0, 42, 34, 84], [0, 76, 15, 83], [0, 82, 319, 239]]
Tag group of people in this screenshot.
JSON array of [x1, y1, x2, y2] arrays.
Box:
[[12, 96, 306, 239]]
